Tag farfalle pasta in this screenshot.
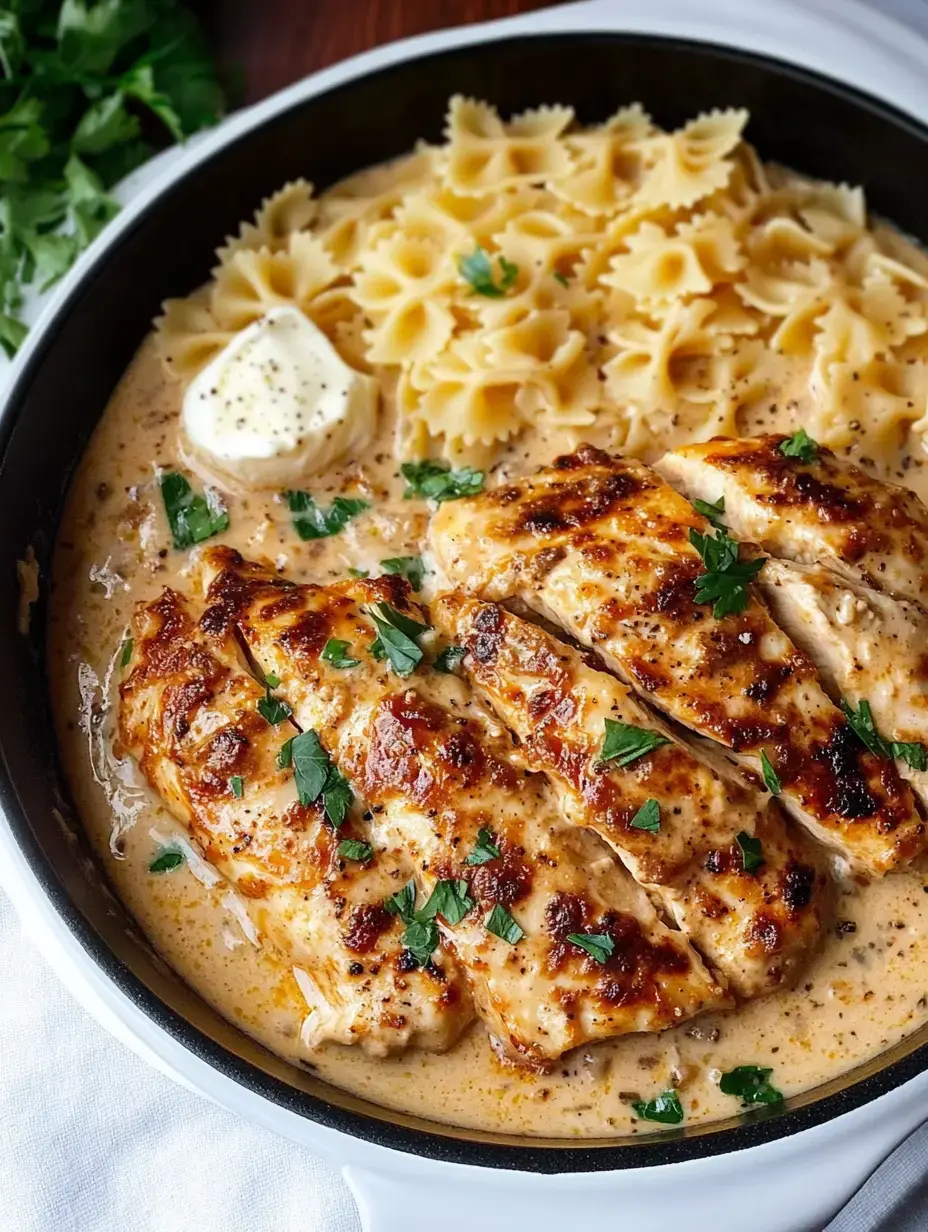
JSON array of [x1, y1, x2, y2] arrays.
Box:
[[155, 94, 928, 470]]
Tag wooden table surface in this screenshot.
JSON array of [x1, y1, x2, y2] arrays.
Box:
[[211, 0, 562, 104]]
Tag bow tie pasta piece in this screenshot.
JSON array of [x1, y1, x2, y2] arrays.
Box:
[[216, 179, 317, 264], [634, 108, 748, 210], [208, 233, 340, 332], [444, 95, 574, 195], [550, 104, 653, 217], [155, 291, 235, 383], [601, 214, 743, 308]]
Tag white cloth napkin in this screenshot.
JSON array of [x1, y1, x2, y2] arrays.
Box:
[[5, 2, 928, 1230]]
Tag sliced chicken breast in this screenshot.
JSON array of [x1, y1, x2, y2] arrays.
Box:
[[657, 434, 928, 606], [119, 586, 473, 1057], [433, 593, 830, 998], [429, 446, 926, 876], [196, 547, 726, 1066]]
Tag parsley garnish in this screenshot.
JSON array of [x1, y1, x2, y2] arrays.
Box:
[[338, 838, 373, 863], [553, 270, 570, 287], [464, 826, 500, 866], [632, 1090, 684, 1125], [384, 879, 417, 921], [760, 750, 781, 795], [0, 2, 224, 355], [383, 878, 441, 967], [257, 686, 292, 726], [597, 720, 669, 768], [485, 903, 524, 945], [286, 491, 368, 540], [149, 845, 184, 874], [567, 932, 615, 963], [229, 775, 243, 799], [265, 673, 280, 688], [689, 526, 765, 618], [457, 245, 518, 297], [380, 555, 425, 591], [778, 429, 819, 463], [692, 495, 727, 530], [348, 567, 369, 579], [719, 1065, 783, 1107], [434, 645, 466, 674], [289, 729, 353, 828], [367, 601, 430, 677], [418, 879, 475, 926], [160, 472, 228, 550], [321, 638, 360, 669], [629, 798, 661, 832], [842, 698, 927, 770], [400, 460, 485, 503], [736, 830, 764, 873], [118, 637, 133, 669], [276, 737, 293, 769]]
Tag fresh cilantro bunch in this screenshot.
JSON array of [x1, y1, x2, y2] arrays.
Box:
[[0, 0, 226, 355]]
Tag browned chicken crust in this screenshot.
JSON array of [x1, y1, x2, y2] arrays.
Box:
[[195, 546, 726, 1065], [119, 585, 474, 1056], [434, 593, 829, 998], [429, 446, 926, 876]]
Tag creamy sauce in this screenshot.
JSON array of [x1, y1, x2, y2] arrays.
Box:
[[48, 336, 928, 1138]]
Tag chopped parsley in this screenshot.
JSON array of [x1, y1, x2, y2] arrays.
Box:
[[338, 838, 373, 863], [289, 729, 353, 828], [257, 686, 292, 726], [160, 472, 228, 550], [778, 428, 819, 463], [367, 601, 430, 677], [760, 749, 782, 795], [485, 903, 524, 945], [286, 491, 369, 540], [457, 245, 518, 297], [842, 698, 927, 770], [149, 845, 185, 874], [383, 878, 441, 967], [265, 673, 281, 688], [464, 826, 500, 866], [629, 798, 661, 833], [118, 638, 133, 669], [567, 932, 615, 963], [719, 1065, 783, 1107], [632, 1090, 684, 1125], [418, 879, 475, 926], [689, 526, 766, 618], [692, 495, 727, 530], [434, 645, 466, 674], [553, 270, 570, 287], [276, 737, 294, 770], [229, 775, 244, 799], [384, 879, 417, 921], [321, 638, 360, 669], [380, 555, 425, 591], [400, 459, 485, 503], [736, 830, 765, 873], [597, 719, 670, 768], [348, 567, 370, 579]]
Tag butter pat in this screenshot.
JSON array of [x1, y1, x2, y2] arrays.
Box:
[[181, 306, 377, 489]]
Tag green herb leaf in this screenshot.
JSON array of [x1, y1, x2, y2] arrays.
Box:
[[403, 917, 440, 967], [287, 491, 368, 540], [760, 749, 781, 795], [230, 775, 244, 799], [719, 1065, 784, 1107], [338, 838, 373, 863], [289, 729, 353, 826], [418, 879, 474, 926], [321, 638, 361, 669], [485, 903, 524, 945], [347, 567, 369, 579], [276, 737, 294, 770], [121, 62, 184, 142], [160, 472, 228, 550], [384, 878, 417, 922], [598, 720, 669, 768], [265, 673, 281, 688], [400, 460, 485, 503], [629, 798, 661, 832], [366, 601, 430, 677], [457, 245, 518, 297], [119, 637, 133, 669], [842, 698, 928, 770], [257, 688, 292, 727], [149, 845, 184, 874], [736, 830, 765, 873], [891, 739, 928, 771], [71, 91, 140, 155], [380, 555, 425, 591], [553, 270, 570, 287], [632, 1090, 684, 1125], [692, 495, 727, 530], [778, 428, 819, 463], [689, 527, 766, 618], [464, 827, 500, 866], [567, 932, 615, 963], [321, 766, 353, 829], [434, 645, 466, 674], [0, 98, 49, 184]]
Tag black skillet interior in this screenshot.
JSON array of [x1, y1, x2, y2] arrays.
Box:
[[4, 32, 928, 1173]]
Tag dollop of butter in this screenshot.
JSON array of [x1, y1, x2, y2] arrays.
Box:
[[181, 306, 377, 489]]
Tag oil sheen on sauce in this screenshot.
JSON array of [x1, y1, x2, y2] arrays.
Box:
[[47, 336, 928, 1138]]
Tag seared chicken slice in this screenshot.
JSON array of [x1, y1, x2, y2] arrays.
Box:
[[657, 434, 928, 606], [429, 446, 926, 876], [197, 547, 725, 1066], [119, 587, 473, 1057], [434, 594, 829, 998], [762, 560, 928, 809]]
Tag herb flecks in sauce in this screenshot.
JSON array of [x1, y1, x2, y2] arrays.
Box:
[[286, 490, 368, 540], [160, 472, 228, 550]]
